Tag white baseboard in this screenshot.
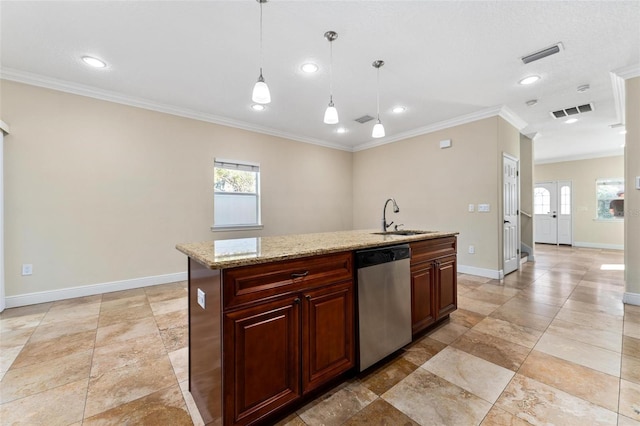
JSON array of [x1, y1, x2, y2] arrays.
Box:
[[4, 271, 188, 309], [458, 265, 502, 280], [623, 292, 640, 306], [573, 242, 624, 250]]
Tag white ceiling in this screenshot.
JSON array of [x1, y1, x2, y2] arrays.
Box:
[[1, 1, 639, 163]]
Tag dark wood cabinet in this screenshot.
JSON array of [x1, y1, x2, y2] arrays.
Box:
[[223, 296, 301, 426], [221, 252, 355, 425], [410, 238, 457, 336], [302, 281, 354, 393]]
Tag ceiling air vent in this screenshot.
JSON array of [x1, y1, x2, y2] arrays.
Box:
[[550, 103, 594, 119], [355, 115, 375, 124], [521, 42, 563, 64]]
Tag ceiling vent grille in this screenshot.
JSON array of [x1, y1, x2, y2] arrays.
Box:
[[550, 103, 594, 119], [355, 114, 375, 124], [521, 42, 563, 64]]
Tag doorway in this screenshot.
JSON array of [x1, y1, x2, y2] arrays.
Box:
[[534, 181, 572, 245], [503, 154, 519, 276]]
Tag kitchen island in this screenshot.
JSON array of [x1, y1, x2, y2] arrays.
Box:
[[176, 229, 458, 426]]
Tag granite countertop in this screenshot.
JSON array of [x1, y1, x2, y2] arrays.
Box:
[[176, 229, 458, 269]]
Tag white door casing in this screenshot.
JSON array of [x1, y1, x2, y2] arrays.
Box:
[[503, 155, 519, 276]]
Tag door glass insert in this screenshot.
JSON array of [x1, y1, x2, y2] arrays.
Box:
[[534, 187, 551, 214], [560, 186, 571, 215]]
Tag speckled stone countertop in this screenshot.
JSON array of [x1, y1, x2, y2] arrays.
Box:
[[176, 229, 458, 270]]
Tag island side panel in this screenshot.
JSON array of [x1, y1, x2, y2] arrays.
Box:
[[189, 258, 223, 426]]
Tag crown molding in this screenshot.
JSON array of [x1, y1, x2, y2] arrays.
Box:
[[353, 105, 507, 152], [498, 105, 528, 131], [0, 68, 351, 152], [534, 149, 624, 165], [613, 63, 640, 80]]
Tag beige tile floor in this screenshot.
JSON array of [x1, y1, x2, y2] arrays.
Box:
[[1, 244, 639, 425]]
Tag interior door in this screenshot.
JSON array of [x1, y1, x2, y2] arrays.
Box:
[[534, 182, 558, 244], [503, 155, 519, 276]]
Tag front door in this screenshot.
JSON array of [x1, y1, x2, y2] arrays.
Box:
[[535, 181, 572, 245], [503, 155, 519, 276]]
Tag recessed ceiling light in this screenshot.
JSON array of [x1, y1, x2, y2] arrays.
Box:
[[565, 118, 578, 124], [81, 56, 106, 68], [336, 127, 346, 134], [519, 75, 540, 85], [301, 63, 318, 73], [392, 106, 406, 113], [251, 104, 265, 111], [525, 99, 538, 107], [577, 84, 590, 93]]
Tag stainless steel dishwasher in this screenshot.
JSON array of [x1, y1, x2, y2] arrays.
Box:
[[356, 244, 412, 371]]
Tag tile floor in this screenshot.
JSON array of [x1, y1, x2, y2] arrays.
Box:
[[1, 244, 639, 425]]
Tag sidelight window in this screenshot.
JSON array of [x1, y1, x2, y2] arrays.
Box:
[[213, 159, 262, 229]]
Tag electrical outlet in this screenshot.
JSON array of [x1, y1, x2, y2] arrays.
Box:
[[468, 245, 475, 254], [197, 288, 206, 309], [22, 264, 33, 276]]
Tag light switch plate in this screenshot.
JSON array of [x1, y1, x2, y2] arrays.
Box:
[[478, 204, 490, 212], [468, 204, 475, 212], [636, 176, 640, 189], [197, 288, 206, 309]]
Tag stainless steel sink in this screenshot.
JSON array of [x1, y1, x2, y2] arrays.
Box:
[[372, 230, 436, 236]]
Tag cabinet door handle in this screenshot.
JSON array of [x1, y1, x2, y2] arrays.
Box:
[[294, 298, 301, 304], [305, 295, 311, 300], [291, 271, 309, 279]]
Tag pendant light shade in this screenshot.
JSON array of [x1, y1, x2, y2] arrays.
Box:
[[252, 71, 271, 104], [372, 120, 385, 138], [252, 0, 271, 104], [372, 60, 385, 138], [323, 31, 339, 124], [324, 100, 339, 124]]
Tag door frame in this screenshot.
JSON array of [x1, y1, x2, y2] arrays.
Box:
[[502, 153, 520, 277]]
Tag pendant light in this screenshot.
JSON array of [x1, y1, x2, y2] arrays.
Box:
[[323, 31, 339, 124], [252, 0, 271, 104], [372, 60, 385, 138]]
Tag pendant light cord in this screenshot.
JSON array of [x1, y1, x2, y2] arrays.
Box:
[[376, 66, 380, 120], [259, 1, 263, 75], [329, 40, 334, 103]]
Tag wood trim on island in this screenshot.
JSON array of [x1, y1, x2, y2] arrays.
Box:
[[183, 232, 457, 425]]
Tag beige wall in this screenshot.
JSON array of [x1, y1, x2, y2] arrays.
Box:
[[535, 156, 624, 248], [353, 117, 509, 275], [520, 135, 534, 253], [625, 77, 640, 299], [2, 80, 353, 297]]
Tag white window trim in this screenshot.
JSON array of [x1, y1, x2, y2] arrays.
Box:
[[213, 158, 262, 230]]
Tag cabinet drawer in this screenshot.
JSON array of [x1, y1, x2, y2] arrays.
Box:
[[410, 237, 456, 265], [223, 252, 353, 309]]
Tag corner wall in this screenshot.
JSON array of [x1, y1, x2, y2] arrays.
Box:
[[2, 80, 353, 304], [520, 135, 534, 257], [535, 156, 624, 249], [352, 117, 503, 277], [624, 76, 640, 304]]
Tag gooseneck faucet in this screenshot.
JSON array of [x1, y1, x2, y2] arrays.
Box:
[[381, 198, 400, 231]]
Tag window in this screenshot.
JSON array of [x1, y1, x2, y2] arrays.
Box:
[[596, 178, 624, 220], [534, 187, 550, 214], [213, 159, 261, 229], [560, 185, 571, 215]]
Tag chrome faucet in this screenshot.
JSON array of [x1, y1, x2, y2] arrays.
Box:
[[381, 198, 400, 231]]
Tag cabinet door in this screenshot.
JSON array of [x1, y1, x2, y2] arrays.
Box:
[[302, 281, 355, 393], [436, 255, 457, 318], [411, 262, 436, 335], [223, 296, 301, 426]]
